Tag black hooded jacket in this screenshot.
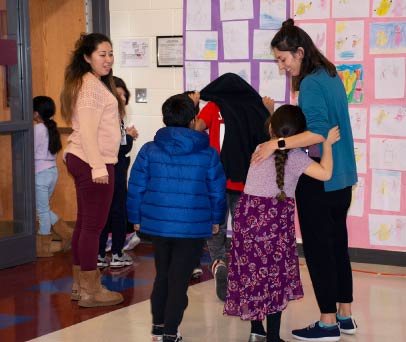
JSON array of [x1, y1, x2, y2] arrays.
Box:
[[200, 73, 270, 184]]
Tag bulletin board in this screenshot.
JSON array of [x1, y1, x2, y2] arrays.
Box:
[[183, 0, 406, 253]]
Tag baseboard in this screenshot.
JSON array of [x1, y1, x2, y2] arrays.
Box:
[[297, 243, 405, 267]]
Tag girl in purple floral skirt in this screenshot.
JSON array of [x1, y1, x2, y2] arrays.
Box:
[[223, 104, 340, 342]]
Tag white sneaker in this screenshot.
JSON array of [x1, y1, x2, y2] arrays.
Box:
[[105, 235, 112, 252], [97, 255, 109, 268], [191, 265, 203, 278], [123, 232, 141, 251], [110, 252, 133, 268]]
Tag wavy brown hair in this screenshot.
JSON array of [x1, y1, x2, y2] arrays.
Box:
[[269, 104, 306, 201], [271, 18, 337, 91], [60, 33, 124, 124]]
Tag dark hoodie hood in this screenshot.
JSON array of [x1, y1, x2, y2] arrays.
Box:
[[154, 126, 209, 156]]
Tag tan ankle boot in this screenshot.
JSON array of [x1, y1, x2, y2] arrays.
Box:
[[52, 220, 73, 251], [71, 265, 81, 301], [36, 234, 53, 258], [78, 270, 124, 307]]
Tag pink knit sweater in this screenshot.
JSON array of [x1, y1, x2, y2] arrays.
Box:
[[64, 72, 121, 179]]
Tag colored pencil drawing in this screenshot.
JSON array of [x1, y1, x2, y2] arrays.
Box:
[[336, 64, 364, 104]]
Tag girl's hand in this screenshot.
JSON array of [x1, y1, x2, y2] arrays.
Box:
[[212, 224, 219, 235], [93, 175, 108, 184], [262, 96, 275, 114], [251, 140, 275, 164], [134, 224, 140, 231], [126, 126, 139, 139], [326, 126, 340, 145]]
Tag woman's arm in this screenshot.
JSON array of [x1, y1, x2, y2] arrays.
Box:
[[251, 130, 324, 164]]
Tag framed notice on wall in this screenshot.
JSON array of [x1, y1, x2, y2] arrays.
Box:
[[156, 36, 183, 67]]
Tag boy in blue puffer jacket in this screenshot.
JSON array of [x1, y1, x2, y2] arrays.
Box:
[[127, 93, 226, 342]]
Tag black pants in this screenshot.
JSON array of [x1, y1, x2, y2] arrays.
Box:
[[295, 173, 353, 314], [151, 236, 204, 335], [99, 165, 129, 256]]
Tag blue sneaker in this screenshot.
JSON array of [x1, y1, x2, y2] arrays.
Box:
[[337, 315, 357, 335], [292, 322, 340, 341]]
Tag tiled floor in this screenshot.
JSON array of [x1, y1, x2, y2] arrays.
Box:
[[0, 243, 405, 342]]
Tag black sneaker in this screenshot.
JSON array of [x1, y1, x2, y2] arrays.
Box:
[[337, 314, 357, 335], [211, 260, 227, 301], [151, 325, 163, 341], [292, 321, 340, 341], [163, 333, 183, 342]]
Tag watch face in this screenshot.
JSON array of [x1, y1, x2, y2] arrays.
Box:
[[278, 139, 286, 148]]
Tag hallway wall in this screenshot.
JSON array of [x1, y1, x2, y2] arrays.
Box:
[[109, 0, 184, 162]]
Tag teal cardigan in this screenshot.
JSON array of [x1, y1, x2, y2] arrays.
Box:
[[298, 68, 358, 191]]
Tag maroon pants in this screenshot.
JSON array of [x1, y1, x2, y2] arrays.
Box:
[[66, 153, 114, 271]]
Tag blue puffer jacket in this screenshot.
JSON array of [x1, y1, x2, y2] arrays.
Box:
[[127, 126, 226, 238]]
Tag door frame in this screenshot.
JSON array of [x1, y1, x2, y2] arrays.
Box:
[[0, 0, 36, 269]]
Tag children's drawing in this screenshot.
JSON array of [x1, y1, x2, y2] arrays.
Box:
[[336, 64, 364, 104], [259, 62, 286, 101], [185, 31, 218, 60], [370, 138, 406, 171], [223, 21, 249, 60], [218, 62, 251, 83], [373, 0, 406, 17], [348, 177, 365, 217], [253, 30, 277, 59], [220, 0, 254, 21], [335, 21, 364, 61], [353, 142, 366, 174], [185, 61, 211, 92], [298, 23, 327, 55], [186, 0, 211, 30], [374, 57, 405, 99], [349, 107, 367, 139], [332, 0, 369, 18], [371, 170, 401, 212], [370, 22, 406, 54], [260, 0, 286, 30], [370, 104, 406, 137], [369, 214, 406, 247], [293, 0, 329, 19]]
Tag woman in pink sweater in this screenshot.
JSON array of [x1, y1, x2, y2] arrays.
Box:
[[60, 33, 125, 308]]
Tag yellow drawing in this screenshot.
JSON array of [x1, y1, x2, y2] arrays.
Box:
[[354, 148, 363, 163], [341, 69, 357, 96], [380, 180, 388, 196], [375, 223, 391, 241], [375, 109, 389, 124], [376, 30, 389, 46], [336, 22, 346, 34], [295, 1, 312, 16], [374, 0, 393, 16], [336, 38, 346, 50]]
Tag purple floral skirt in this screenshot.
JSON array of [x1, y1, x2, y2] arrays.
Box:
[[223, 193, 303, 321]]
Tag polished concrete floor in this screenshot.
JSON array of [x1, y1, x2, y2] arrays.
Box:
[[0, 243, 405, 342]]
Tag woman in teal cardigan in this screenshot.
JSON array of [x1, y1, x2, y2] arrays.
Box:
[[252, 18, 358, 342]]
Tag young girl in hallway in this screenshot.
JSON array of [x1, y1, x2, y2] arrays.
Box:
[[224, 104, 340, 342], [34, 96, 72, 257]]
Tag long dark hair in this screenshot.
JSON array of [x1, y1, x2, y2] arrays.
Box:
[[113, 76, 130, 105], [33, 96, 62, 155], [269, 104, 306, 200], [271, 18, 337, 91], [60, 33, 124, 123]]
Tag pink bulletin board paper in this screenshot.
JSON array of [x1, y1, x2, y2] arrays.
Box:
[[293, 0, 406, 252], [184, 0, 406, 253]]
